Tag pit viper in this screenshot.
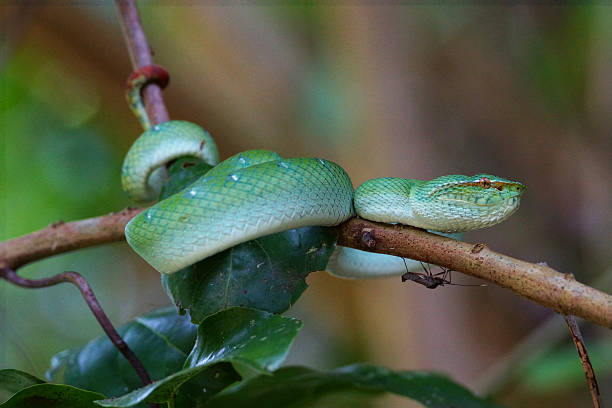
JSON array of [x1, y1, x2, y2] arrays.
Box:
[[121, 66, 525, 277]]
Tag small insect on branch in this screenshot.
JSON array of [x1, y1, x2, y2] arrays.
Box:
[[401, 260, 486, 290]]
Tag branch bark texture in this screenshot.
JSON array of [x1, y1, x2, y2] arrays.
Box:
[[0, 207, 144, 271], [2, 212, 611, 328], [339, 218, 612, 328]]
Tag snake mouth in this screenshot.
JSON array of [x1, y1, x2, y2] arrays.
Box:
[[439, 191, 524, 208]]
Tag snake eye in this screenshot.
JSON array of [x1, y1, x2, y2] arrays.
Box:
[[479, 177, 491, 188]]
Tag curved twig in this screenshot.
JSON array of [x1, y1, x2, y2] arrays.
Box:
[[563, 315, 601, 408], [0, 267, 152, 386]]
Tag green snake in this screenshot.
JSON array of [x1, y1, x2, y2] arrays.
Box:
[[121, 66, 526, 277]]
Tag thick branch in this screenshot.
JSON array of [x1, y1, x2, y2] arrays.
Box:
[[338, 218, 612, 328], [0, 267, 153, 386], [2, 212, 611, 328], [115, 0, 168, 125], [0, 207, 144, 271]]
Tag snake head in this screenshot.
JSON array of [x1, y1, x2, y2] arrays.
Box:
[[412, 174, 526, 232]]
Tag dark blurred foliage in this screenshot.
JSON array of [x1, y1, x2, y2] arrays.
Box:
[[1, 4, 610, 408]]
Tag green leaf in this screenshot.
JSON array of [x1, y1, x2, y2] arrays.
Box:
[[47, 307, 238, 407], [205, 364, 503, 408], [162, 226, 336, 324], [0, 383, 105, 408], [0, 369, 44, 404], [47, 307, 197, 396], [185, 307, 303, 372], [95, 308, 302, 407], [159, 157, 214, 200], [173, 363, 240, 408], [95, 365, 238, 408], [160, 158, 337, 324]]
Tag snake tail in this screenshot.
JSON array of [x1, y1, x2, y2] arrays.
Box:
[[125, 64, 170, 131], [121, 121, 219, 203]]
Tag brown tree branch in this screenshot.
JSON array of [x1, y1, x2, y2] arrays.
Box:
[[2, 213, 611, 328], [0, 207, 144, 271], [339, 218, 612, 328], [115, 0, 169, 126]]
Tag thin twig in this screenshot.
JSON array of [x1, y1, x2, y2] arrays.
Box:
[[115, 0, 169, 126], [474, 270, 612, 394], [563, 315, 601, 408], [0, 267, 152, 386]]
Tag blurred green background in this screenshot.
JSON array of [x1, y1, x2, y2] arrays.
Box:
[[1, 4, 611, 408]]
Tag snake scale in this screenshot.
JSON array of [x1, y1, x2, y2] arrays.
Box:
[[122, 66, 525, 277]]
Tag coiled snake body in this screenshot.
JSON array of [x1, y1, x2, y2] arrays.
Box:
[[122, 67, 525, 277]]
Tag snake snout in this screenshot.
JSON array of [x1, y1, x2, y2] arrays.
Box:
[[508, 182, 526, 196]]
